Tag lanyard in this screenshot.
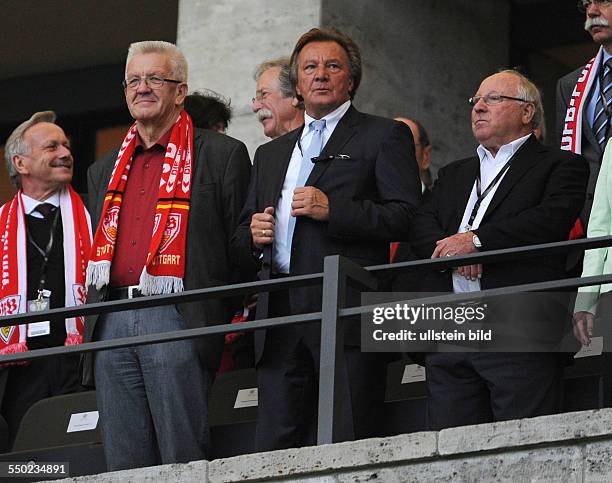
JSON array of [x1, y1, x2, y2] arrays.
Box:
[[598, 55, 612, 140], [465, 159, 512, 231], [26, 208, 60, 299]]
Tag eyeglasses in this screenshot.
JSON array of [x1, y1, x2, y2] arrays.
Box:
[[122, 75, 182, 90], [252, 91, 270, 103], [578, 0, 612, 12], [468, 93, 530, 107]]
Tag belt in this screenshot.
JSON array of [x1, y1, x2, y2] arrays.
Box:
[[107, 285, 145, 300]]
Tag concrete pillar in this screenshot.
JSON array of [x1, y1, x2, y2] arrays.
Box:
[[177, 0, 510, 170], [322, 0, 510, 172], [177, 0, 320, 157]]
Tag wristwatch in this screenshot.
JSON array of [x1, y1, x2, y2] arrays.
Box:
[[472, 233, 482, 249]]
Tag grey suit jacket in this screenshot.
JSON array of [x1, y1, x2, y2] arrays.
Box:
[[80, 127, 251, 386]]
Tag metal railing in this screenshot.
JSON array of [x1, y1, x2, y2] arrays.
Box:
[[2, 235, 612, 444]]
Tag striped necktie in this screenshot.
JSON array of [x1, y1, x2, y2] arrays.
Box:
[[593, 59, 612, 150]]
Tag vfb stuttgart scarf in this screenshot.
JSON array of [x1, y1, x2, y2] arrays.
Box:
[[0, 186, 92, 359], [561, 46, 604, 154], [87, 111, 193, 295]]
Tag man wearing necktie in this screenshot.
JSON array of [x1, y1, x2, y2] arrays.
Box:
[[0, 111, 91, 448], [557, 1, 612, 256], [233, 27, 421, 451], [411, 70, 587, 430]]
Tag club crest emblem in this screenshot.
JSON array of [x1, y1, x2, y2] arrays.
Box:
[[0, 326, 14, 344], [159, 213, 182, 253], [102, 205, 120, 244]]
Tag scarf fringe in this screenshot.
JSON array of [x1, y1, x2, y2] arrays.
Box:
[[65, 334, 83, 346], [86, 261, 111, 290], [139, 270, 184, 296]]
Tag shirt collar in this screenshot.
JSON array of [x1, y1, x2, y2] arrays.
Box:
[[135, 127, 172, 152], [22, 191, 60, 215], [476, 133, 532, 164], [302, 100, 351, 140]]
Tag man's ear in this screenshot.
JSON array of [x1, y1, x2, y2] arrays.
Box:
[[176, 82, 188, 106], [522, 103, 535, 126], [12, 154, 28, 176]]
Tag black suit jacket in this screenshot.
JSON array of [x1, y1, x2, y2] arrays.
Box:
[[80, 127, 252, 386], [233, 105, 421, 358], [409, 135, 588, 345], [557, 66, 601, 225]]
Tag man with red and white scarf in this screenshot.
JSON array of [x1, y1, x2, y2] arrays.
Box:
[[81, 41, 251, 470], [557, 1, 612, 240], [557, 0, 612, 346], [0, 111, 91, 448]]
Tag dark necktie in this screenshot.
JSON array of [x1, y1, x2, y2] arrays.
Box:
[[593, 59, 612, 150], [35, 203, 57, 219]]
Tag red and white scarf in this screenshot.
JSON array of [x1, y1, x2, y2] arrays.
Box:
[[0, 186, 92, 359], [87, 111, 193, 295], [561, 46, 604, 154]]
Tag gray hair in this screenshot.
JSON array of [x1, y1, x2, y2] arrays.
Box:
[[4, 111, 57, 188], [253, 57, 294, 98], [126, 41, 188, 82], [498, 69, 544, 131]]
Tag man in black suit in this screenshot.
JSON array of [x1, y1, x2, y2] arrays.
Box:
[[411, 70, 588, 430], [556, 0, 612, 237], [81, 41, 251, 470], [233, 27, 421, 451]]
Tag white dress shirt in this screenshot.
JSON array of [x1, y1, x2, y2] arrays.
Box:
[[21, 192, 60, 219], [273, 100, 351, 273], [452, 133, 531, 293]]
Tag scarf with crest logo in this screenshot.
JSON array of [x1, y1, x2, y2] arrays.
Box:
[[0, 186, 91, 364], [87, 110, 193, 295]]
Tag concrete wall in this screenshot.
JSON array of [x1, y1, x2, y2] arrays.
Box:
[[178, 0, 510, 172], [63, 408, 612, 482], [177, 0, 320, 158], [322, 0, 510, 173]]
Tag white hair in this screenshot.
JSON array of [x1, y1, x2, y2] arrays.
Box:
[[4, 111, 57, 188], [125, 41, 188, 82]]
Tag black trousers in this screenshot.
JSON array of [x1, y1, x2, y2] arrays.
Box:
[[1, 354, 80, 449], [425, 352, 563, 431], [255, 290, 388, 451]]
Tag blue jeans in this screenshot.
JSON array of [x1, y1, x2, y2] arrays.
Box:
[[94, 305, 209, 471]]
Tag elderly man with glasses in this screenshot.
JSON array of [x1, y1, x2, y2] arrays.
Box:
[[410, 70, 587, 430], [81, 40, 251, 471]]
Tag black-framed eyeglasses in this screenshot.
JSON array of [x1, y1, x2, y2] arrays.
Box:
[[468, 93, 530, 107], [122, 75, 182, 90], [578, 0, 612, 12]]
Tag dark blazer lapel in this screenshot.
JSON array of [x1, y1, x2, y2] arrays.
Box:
[[482, 134, 540, 220], [450, 158, 479, 233], [306, 104, 359, 187], [265, 127, 303, 206], [581, 105, 602, 157]]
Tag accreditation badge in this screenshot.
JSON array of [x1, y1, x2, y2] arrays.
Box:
[[27, 289, 51, 337]]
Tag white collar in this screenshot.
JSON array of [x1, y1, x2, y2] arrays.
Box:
[[302, 100, 351, 139], [21, 191, 61, 216], [476, 133, 532, 163]]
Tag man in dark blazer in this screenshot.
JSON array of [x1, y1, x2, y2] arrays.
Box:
[[233, 28, 420, 451], [81, 41, 251, 470], [556, 0, 612, 238], [411, 70, 588, 430]]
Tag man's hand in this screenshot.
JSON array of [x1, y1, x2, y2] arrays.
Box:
[[291, 186, 329, 221], [573, 311, 595, 347], [432, 232, 478, 258], [432, 232, 480, 280], [458, 264, 483, 281], [250, 206, 275, 249]]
